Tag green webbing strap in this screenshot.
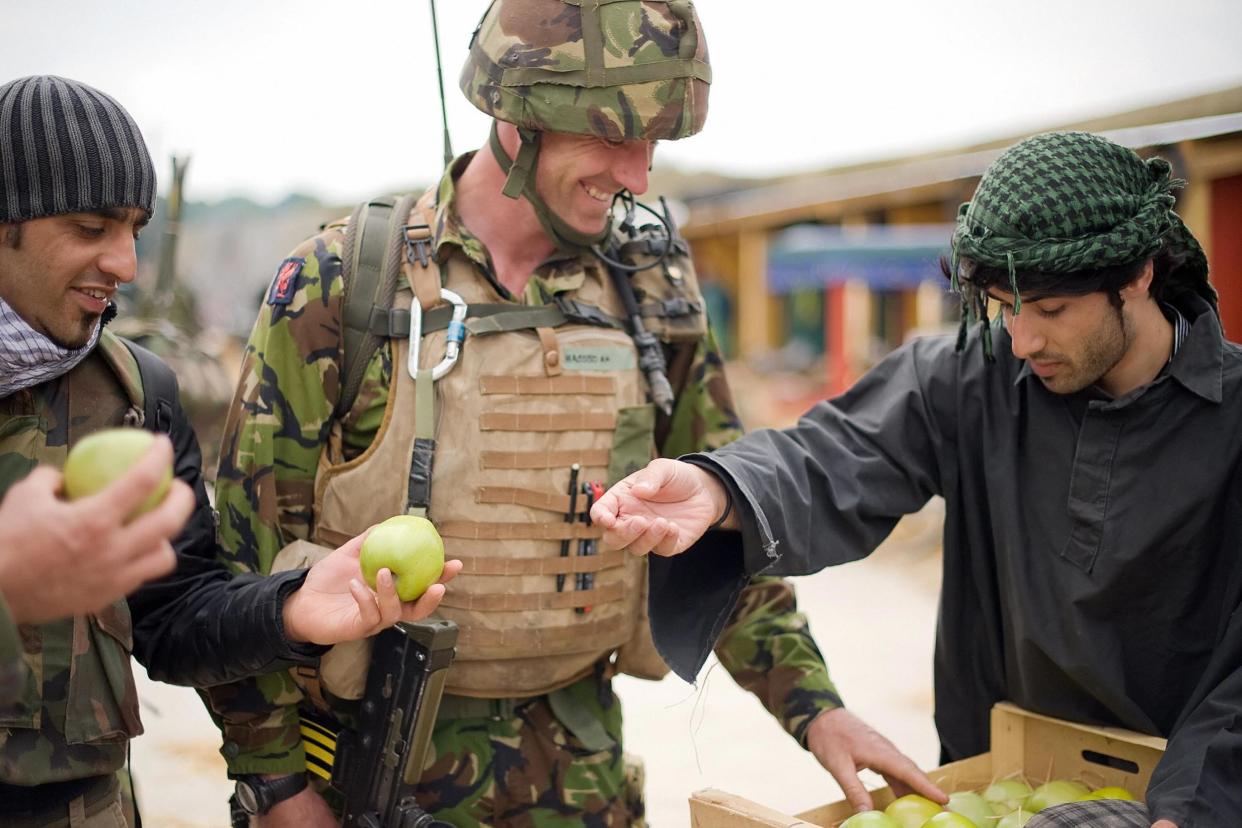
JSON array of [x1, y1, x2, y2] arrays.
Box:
[[488, 122, 610, 252], [406, 367, 437, 519], [495, 125, 540, 200], [416, 301, 625, 337], [547, 686, 614, 752], [339, 194, 417, 420], [464, 306, 571, 335]]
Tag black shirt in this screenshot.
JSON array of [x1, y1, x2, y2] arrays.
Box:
[[651, 293, 1242, 826]]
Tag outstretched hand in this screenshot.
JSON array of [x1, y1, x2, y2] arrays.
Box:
[[806, 707, 947, 813], [281, 531, 462, 645], [589, 458, 731, 556]]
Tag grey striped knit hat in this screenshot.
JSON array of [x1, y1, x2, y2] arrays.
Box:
[[0, 75, 156, 223]]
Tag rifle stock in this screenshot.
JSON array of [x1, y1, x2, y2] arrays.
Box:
[[334, 619, 458, 828]]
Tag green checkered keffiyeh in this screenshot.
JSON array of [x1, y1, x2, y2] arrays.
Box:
[[950, 131, 1214, 357]]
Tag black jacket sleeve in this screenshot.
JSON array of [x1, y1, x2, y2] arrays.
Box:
[[127, 383, 327, 687], [649, 336, 952, 682], [1146, 600, 1242, 827]]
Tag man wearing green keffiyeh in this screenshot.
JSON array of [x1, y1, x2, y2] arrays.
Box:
[[595, 131, 1242, 827]]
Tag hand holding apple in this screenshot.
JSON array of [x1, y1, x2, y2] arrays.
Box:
[[359, 515, 446, 601], [0, 434, 192, 624], [63, 428, 174, 519], [281, 519, 461, 645]]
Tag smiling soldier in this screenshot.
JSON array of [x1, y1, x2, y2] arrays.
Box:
[[201, 1, 950, 825]]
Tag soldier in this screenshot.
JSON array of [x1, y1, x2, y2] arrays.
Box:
[[0, 75, 458, 827], [205, 0, 945, 824], [595, 132, 1241, 827]]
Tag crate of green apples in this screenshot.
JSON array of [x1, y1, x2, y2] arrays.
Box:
[[689, 703, 1165, 828]]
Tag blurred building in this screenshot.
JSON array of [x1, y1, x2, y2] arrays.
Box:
[[682, 85, 1242, 399]]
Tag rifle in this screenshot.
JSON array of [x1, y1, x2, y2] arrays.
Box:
[[334, 619, 459, 828]]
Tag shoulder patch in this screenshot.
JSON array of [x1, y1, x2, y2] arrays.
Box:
[[268, 257, 305, 305]]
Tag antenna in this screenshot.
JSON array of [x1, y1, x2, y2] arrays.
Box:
[[430, 0, 454, 168]]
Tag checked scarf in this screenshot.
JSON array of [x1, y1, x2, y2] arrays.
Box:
[[0, 296, 101, 398], [950, 131, 1214, 357]]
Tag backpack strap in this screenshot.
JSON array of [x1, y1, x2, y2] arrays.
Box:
[[337, 193, 420, 421], [123, 338, 178, 435]]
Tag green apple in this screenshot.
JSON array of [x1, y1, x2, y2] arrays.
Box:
[[1080, 786, 1136, 801], [1025, 780, 1090, 812], [884, 795, 942, 828], [982, 778, 1032, 814], [995, 810, 1033, 828], [920, 813, 976, 828], [63, 428, 172, 519], [945, 791, 991, 827], [359, 515, 445, 602], [839, 811, 901, 828]]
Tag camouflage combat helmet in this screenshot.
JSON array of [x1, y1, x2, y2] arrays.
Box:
[[460, 0, 711, 251]]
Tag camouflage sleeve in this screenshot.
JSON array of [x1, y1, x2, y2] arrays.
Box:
[[205, 232, 346, 775], [660, 327, 844, 747], [0, 593, 26, 706], [713, 576, 844, 746]]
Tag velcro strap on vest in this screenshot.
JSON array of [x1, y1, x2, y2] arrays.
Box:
[[477, 485, 580, 514], [441, 583, 623, 612], [456, 549, 626, 576], [480, 375, 617, 396], [438, 521, 604, 541], [456, 619, 626, 659], [479, 412, 617, 432], [480, 448, 612, 470]]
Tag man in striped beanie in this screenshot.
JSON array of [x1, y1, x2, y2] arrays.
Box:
[[595, 130, 1242, 827], [0, 76, 458, 826]]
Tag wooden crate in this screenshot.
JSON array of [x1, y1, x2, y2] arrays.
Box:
[[689, 702, 1167, 828]]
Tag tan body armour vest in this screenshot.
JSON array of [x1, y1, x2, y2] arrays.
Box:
[[0, 332, 147, 785], [311, 248, 670, 698]]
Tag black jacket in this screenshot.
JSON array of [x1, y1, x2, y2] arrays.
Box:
[[126, 342, 325, 687], [653, 295, 1242, 827]]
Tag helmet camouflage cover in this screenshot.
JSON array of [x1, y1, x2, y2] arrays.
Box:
[[461, 0, 711, 142]]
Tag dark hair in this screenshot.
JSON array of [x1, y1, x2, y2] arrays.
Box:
[[939, 245, 1181, 308], [2, 223, 20, 249]]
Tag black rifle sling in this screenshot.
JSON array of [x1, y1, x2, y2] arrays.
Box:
[[337, 193, 418, 421], [123, 337, 178, 435]]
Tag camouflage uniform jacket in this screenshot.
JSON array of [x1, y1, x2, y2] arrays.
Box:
[[208, 154, 843, 775], [0, 328, 324, 786]]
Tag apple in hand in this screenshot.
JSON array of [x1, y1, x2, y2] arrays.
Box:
[[359, 515, 446, 602], [63, 428, 172, 518]]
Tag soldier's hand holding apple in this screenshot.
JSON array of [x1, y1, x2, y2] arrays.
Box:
[[280, 516, 463, 645]]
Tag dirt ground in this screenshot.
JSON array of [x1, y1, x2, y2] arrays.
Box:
[[130, 500, 945, 827]]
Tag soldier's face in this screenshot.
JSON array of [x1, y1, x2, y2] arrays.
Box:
[[0, 209, 146, 349], [535, 131, 655, 234]]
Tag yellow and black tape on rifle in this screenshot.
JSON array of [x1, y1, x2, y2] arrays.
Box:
[[299, 714, 338, 781]]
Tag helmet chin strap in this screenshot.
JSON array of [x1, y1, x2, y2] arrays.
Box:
[[488, 122, 613, 253]]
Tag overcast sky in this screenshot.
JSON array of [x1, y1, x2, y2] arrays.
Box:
[[6, 0, 1242, 204]]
